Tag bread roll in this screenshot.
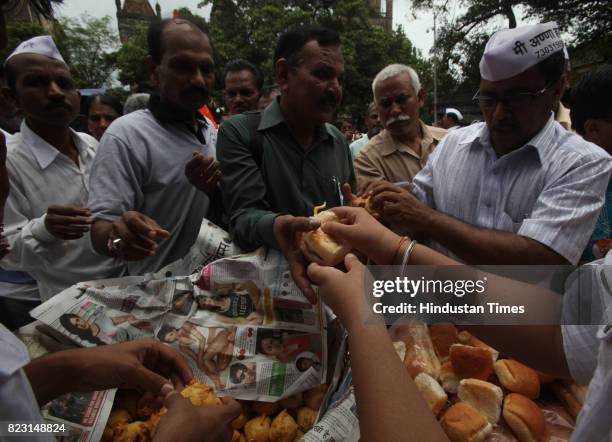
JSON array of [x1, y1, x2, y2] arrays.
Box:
[[440, 361, 460, 394], [457, 331, 499, 362], [450, 344, 493, 381], [429, 324, 458, 362], [301, 211, 350, 266], [440, 402, 493, 442], [551, 381, 583, 419], [494, 359, 540, 399], [399, 321, 441, 379], [457, 378, 503, 424], [414, 372, 448, 416], [502, 393, 545, 442]]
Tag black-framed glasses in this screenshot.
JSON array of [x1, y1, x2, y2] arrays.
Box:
[[472, 83, 553, 110]]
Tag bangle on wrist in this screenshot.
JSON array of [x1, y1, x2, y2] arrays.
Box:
[[391, 236, 409, 264], [400, 240, 418, 276]]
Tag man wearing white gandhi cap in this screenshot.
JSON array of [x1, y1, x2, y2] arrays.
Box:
[[440, 108, 462, 131], [0, 35, 123, 314], [368, 22, 611, 267]]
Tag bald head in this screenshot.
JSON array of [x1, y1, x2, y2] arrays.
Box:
[[147, 18, 210, 65]]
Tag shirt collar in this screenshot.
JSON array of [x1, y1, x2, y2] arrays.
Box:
[[21, 120, 92, 170], [148, 93, 209, 128], [469, 114, 557, 162], [380, 120, 438, 157], [258, 96, 333, 140]]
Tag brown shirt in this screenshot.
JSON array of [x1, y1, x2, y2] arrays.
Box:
[[354, 121, 447, 187]]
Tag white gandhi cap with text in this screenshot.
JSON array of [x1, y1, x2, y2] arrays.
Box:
[[479, 22, 565, 82]]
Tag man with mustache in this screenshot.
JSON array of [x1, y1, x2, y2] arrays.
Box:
[[0, 36, 123, 324], [217, 25, 355, 302], [349, 102, 382, 159], [88, 18, 221, 275], [367, 23, 611, 266], [223, 59, 262, 117], [354, 64, 446, 187]]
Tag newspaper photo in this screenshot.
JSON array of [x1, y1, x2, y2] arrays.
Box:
[[30, 225, 327, 402], [42, 389, 116, 442]]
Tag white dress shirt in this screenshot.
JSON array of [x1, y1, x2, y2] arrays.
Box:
[[413, 116, 612, 264], [2, 121, 124, 301], [0, 323, 52, 442], [562, 252, 612, 442]]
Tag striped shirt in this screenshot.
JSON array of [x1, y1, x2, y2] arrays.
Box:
[[562, 251, 612, 442], [412, 116, 612, 265]]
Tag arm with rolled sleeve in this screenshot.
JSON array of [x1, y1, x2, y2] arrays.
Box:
[[411, 142, 440, 210], [518, 154, 612, 265], [88, 133, 144, 221], [1, 175, 58, 275], [216, 120, 279, 251], [87, 132, 145, 253]]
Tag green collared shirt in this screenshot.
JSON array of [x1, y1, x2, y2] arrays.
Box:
[[217, 98, 356, 251]]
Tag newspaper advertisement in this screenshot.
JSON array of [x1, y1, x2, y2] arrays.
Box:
[[41, 389, 117, 442], [31, 245, 326, 402]]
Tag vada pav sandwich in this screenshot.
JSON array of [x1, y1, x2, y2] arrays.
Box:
[[301, 203, 350, 266]]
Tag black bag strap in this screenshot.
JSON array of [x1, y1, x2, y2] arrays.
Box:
[[244, 111, 264, 167]]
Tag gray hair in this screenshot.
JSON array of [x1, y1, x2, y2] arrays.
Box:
[[123, 93, 150, 114], [372, 64, 421, 100]]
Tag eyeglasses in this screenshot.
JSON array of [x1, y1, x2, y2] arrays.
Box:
[[472, 83, 553, 110]]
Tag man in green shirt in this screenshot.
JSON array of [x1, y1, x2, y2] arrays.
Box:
[[217, 26, 356, 303]]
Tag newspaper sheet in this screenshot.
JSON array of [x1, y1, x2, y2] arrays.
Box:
[[41, 389, 117, 442], [31, 226, 326, 402]]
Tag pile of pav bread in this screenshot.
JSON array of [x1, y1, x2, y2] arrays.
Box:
[[393, 322, 586, 442], [102, 380, 328, 442]]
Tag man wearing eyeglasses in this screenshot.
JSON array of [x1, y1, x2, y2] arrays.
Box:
[[367, 22, 611, 266], [354, 64, 446, 187]]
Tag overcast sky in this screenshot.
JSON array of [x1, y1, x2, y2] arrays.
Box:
[[54, 1, 538, 57], [54, 0, 437, 54]]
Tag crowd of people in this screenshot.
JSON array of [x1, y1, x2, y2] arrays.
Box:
[[0, 0, 610, 441]]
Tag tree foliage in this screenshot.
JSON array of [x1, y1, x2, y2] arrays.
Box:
[[52, 15, 119, 88], [411, 0, 611, 96], [198, 0, 430, 122], [114, 23, 150, 88], [0, 19, 46, 62]]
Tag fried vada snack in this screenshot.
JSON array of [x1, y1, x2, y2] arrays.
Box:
[[113, 421, 150, 442], [494, 359, 540, 399], [279, 392, 304, 411], [297, 407, 316, 432], [244, 415, 272, 442], [251, 401, 280, 416], [269, 409, 298, 442], [180, 380, 223, 406], [301, 211, 350, 266], [502, 393, 545, 442], [102, 409, 132, 442], [440, 403, 493, 442], [350, 195, 374, 213], [304, 384, 328, 411]]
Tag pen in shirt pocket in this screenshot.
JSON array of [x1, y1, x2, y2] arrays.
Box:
[[332, 176, 344, 206]]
